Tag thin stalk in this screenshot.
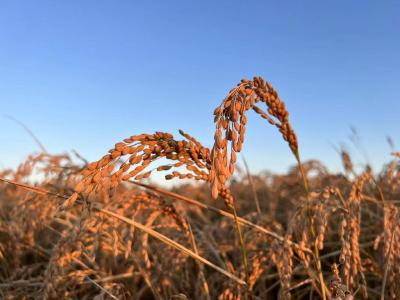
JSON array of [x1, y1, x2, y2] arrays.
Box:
[[230, 201, 251, 297], [380, 218, 398, 300], [372, 177, 386, 204], [242, 155, 261, 214], [294, 150, 328, 300], [4, 115, 47, 153], [187, 220, 211, 300]]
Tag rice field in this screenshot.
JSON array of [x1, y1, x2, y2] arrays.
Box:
[[0, 77, 399, 299]]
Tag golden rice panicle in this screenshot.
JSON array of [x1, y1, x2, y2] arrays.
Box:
[[218, 287, 240, 300], [329, 263, 353, 300], [340, 149, 354, 176], [339, 172, 371, 292], [218, 186, 235, 208], [383, 203, 400, 298], [65, 131, 212, 208], [210, 76, 298, 198], [62, 192, 79, 210], [252, 76, 298, 154], [248, 253, 268, 291], [271, 237, 294, 300], [315, 193, 329, 250]]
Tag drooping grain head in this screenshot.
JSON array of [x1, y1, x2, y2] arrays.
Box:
[[383, 203, 400, 298], [329, 263, 353, 300], [339, 172, 371, 292], [210, 76, 298, 198], [64, 131, 211, 209]]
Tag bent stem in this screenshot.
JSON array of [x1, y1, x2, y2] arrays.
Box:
[[242, 155, 261, 214], [294, 150, 327, 300]]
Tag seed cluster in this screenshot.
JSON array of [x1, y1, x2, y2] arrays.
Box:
[[383, 203, 400, 297], [340, 149, 354, 176], [210, 77, 298, 198], [64, 131, 211, 209], [339, 172, 370, 293], [329, 263, 353, 300], [271, 236, 294, 299]]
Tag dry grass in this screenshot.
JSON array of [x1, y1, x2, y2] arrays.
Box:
[[0, 77, 399, 299]]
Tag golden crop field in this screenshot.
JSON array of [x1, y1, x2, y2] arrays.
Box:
[[0, 77, 399, 299]]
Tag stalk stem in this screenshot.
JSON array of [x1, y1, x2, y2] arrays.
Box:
[[230, 202, 251, 295], [294, 150, 328, 300]]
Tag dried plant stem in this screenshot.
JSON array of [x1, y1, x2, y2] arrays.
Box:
[[242, 156, 261, 214], [187, 220, 211, 300], [85, 277, 119, 300], [5, 115, 48, 153], [373, 178, 386, 204], [380, 217, 399, 300], [380, 230, 394, 300], [133, 256, 162, 300], [230, 202, 250, 288], [0, 272, 138, 288], [378, 173, 391, 300], [294, 150, 327, 300]]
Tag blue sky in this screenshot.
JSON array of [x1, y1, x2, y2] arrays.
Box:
[[0, 1, 399, 174]]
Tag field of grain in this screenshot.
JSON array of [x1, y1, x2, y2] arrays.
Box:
[[0, 77, 399, 299]]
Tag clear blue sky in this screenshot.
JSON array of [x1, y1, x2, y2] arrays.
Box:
[[1, 1, 399, 174]]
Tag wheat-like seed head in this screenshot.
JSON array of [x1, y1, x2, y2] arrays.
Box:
[[64, 131, 211, 209], [339, 172, 371, 292], [340, 149, 354, 175], [210, 76, 298, 198], [383, 203, 400, 298]]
